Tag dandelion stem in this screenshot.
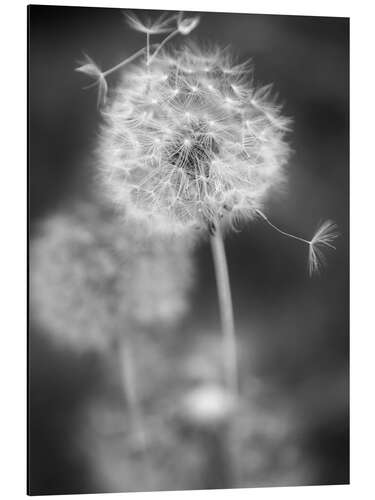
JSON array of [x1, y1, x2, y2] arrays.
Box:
[[118, 335, 147, 452], [210, 224, 238, 394], [148, 29, 179, 65]]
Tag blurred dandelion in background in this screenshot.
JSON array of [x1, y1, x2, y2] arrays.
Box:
[[79, 330, 312, 492], [30, 196, 195, 450], [30, 198, 194, 350]]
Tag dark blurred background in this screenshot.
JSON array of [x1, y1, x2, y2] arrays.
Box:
[[28, 5, 349, 495]]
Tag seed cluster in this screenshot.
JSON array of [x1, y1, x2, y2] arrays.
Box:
[[99, 46, 292, 234], [30, 201, 194, 352]]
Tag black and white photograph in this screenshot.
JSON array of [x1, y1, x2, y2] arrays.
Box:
[[28, 4, 349, 496]]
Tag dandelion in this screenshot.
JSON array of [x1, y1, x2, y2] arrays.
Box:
[[30, 199, 193, 350], [30, 198, 194, 450], [78, 11, 338, 397], [96, 43, 291, 392], [98, 45, 291, 238]]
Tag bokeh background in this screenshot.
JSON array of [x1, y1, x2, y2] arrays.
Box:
[[28, 5, 349, 495]]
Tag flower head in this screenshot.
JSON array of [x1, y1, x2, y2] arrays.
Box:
[[98, 45, 291, 235], [30, 200, 194, 352]]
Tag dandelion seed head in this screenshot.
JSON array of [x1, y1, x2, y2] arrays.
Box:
[[98, 45, 292, 235], [30, 200, 194, 352]]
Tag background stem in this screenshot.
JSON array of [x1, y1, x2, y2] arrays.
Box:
[[117, 335, 147, 452], [210, 224, 238, 394]]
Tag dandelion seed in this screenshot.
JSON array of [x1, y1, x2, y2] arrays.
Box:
[[76, 54, 108, 106], [76, 48, 151, 105], [147, 14, 201, 65], [177, 14, 200, 35], [308, 220, 340, 276], [124, 11, 177, 35], [256, 210, 339, 276]]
